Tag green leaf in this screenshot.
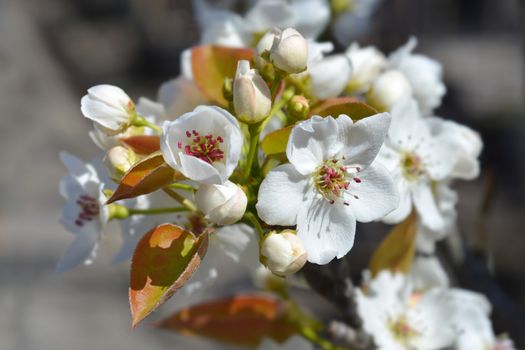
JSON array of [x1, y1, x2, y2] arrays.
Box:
[[106, 153, 178, 204], [157, 294, 296, 346], [369, 212, 417, 277], [191, 45, 254, 107], [130, 224, 208, 327], [260, 125, 293, 156], [310, 97, 378, 121]]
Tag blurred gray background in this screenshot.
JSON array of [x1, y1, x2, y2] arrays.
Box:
[[0, 0, 523, 349]]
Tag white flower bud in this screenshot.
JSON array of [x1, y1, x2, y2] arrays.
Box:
[[345, 43, 387, 93], [255, 28, 280, 69], [106, 146, 136, 174], [80, 84, 136, 136], [309, 54, 353, 99], [260, 230, 307, 277], [233, 60, 272, 124], [367, 70, 412, 111], [269, 28, 308, 74], [195, 181, 247, 225]]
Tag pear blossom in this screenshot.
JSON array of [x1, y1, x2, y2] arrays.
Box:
[[233, 60, 272, 123], [256, 113, 398, 264], [57, 152, 109, 272], [194, 0, 329, 48], [161, 105, 243, 184], [260, 230, 308, 277], [378, 98, 464, 231], [345, 42, 387, 93], [270, 28, 309, 74], [389, 37, 446, 114], [367, 70, 412, 111], [80, 84, 136, 136], [194, 180, 248, 225], [408, 255, 450, 291], [356, 271, 457, 350], [308, 54, 353, 99]]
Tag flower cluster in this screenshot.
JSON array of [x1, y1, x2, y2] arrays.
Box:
[[55, 1, 515, 349]]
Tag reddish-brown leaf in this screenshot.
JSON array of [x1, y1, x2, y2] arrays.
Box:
[[157, 294, 296, 346], [369, 211, 417, 277], [121, 135, 160, 155], [107, 153, 175, 204], [310, 97, 378, 120], [130, 224, 208, 327], [191, 45, 254, 106]]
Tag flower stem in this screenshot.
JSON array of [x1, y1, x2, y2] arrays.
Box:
[[127, 207, 188, 215], [241, 122, 264, 183], [298, 326, 346, 350], [162, 188, 199, 213], [168, 183, 196, 192], [243, 211, 264, 240], [133, 115, 162, 133]]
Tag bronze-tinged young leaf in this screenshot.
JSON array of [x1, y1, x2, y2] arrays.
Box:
[[158, 294, 296, 347], [369, 212, 417, 277], [106, 153, 175, 204], [191, 45, 254, 107], [130, 224, 208, 327], [310, 97, 378, 121], [121, 135, 160, 155], [261, 125, 293, 156]]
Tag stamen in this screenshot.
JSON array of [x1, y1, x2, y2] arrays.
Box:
[[74, 194, 100, 227], [314, 158, 363, 204], [179, 130, 225, 164]]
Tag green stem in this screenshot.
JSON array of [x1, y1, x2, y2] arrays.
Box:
[[168, 183, 196, 192], [241, 122, 264, 183], [128, 207, 188, 215], [133, 115, 162, 133], [298, 326, 345, 350], [243, 211, 264, 241], [163, 188, 199, 213]]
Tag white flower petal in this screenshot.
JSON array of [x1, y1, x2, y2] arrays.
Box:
[[309, 54, 353, 99], [290, 0, 330, 39], [56, 228, 99, 272], [178, 153, 223, 184], [256, 164, 308, 226], [287, 116, 342, 175], [297, 194, 356, 264], [338, 112, 391, 169], [245, 0, 295, 32], [382, 179, 412, 224], [346, 162, 399, 223], [413, 183, 444, 231]]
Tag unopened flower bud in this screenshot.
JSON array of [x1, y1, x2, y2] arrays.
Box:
[[233, 60, 272, 124], [288, 95, 310, 121], [106, 146, 137, 174], [81, 84, 136, 136], [269, 28, 308, 74], [367, 70, 412, 111], [255, 28, 280, 70], [260, 230, 307, 277], [345, 43, 387, 93], [195, 180, 247, 225]]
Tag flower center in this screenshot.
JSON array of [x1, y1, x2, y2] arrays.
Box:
[[314, 158, 361, 205], [400, 151, 425, 182], [178, 130, 224, 164], [388, 314, 420, 344], [75, 194, 100, 227]]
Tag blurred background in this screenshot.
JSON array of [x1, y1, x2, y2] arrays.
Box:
[[1, 0, 523, 349]]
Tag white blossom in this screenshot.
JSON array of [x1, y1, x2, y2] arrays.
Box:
[[161, 105, 243, 184], [158, 76, 208, 120], [256, 113, 398, 264], [233, 60, 272, 123], [270, 28, 309, 74], [367, 70, 412, 111], [308, 54, 353, 99], [356, 271, 457, 350], [57, 152, 109, 272], [378, 98, 464, 231], [389, 37, 446, 114], [345, 42, 387, 93], [80, 84, 136, 135], [194, 180, 247, 225], [260, 230, 307, 276]]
